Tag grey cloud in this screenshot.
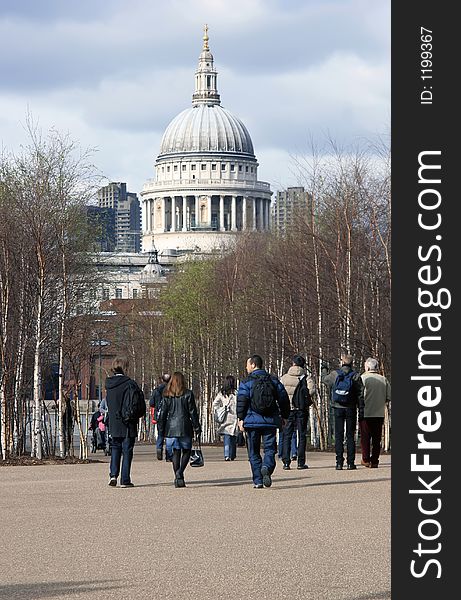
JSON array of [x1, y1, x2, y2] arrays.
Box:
[[0, 0, 121, 22], [0, 0, 390, 194], [0, 0, 389, 93]]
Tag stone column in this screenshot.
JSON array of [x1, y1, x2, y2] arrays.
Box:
[[242, 197, 247, 230], [142, 199, 146, 233], [252, 197, 257, 231], [162, 197, 167, 232], [219, 195, 225, 231], [207, 195, 212, 228], [182, 196, 187, 231], [266, 199, 271, 231], [171, 197, 176, 232], [231, 196, 237, 231], [259, 198, 264, 230], [195, 195, 200, 228]]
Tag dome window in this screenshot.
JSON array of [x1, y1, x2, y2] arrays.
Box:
[[174, 165, 178, 171], [182, 164, 186, 171], [230, 164, 235, 171], [239, 165, 243, 172], [251, 167, 254, 173], [201, 163, 207, 170], [245, 166, 249, 172], [221, 164, 226, 170], [212, 164, 217, 170], [191, 164, 196, 170], [167, 166, 170, 172]]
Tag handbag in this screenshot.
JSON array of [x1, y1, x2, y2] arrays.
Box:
[[215, 404, 227, 424], [190, 438, 204, 467]]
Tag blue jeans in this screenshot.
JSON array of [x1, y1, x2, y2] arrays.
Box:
[[278, 430, 297, 458], [167, 435, 192, 450], [223, 434, 237, 459], [246, 428, 277, 486], [157, 429, 174, 459], [334, 406, 357, 465], [110, 436, 136, 485]]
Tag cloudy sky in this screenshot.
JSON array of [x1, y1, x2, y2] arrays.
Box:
[[0, 0, 390, 194]]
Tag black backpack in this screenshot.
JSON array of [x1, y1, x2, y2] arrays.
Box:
[[121, 381, 146, 424], [250, 374, 278, 416], [292, 376, 312, 411]]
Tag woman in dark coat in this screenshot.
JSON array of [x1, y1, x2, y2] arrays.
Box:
[[157, 371, 201, 487]]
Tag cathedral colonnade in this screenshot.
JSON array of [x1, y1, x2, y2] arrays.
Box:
[[142, 194, 271, 233]]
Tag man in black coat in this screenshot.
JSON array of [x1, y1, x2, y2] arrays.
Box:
[[106, 356, 142, 487], [321, 353, 363, 470]]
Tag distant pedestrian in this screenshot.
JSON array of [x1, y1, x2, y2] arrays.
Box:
[[359, 358, 391, 468], [237, 355, 290, 488], [157, 371, 201, 488], [322, 354, 363, 470], [149, 373, 172, 461], [277, 429, 297, 460], [280, 354, 315, 470], [106, 357, 145, 487], [213, 375, 238, 461]]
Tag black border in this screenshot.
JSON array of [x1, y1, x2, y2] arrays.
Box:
[[392, 2, 456, 596]]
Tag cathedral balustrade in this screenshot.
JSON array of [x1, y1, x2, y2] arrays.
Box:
[[142, 178, 271, 193]]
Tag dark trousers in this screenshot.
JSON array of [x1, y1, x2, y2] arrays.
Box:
[[110, 436, 136, 484], [282, 410, 308, 466], [334, 407, 357, 466], [360, 417, 384, 465], [246, 428, 277, 486]]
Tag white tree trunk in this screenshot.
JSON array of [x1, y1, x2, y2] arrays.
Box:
[[32, 261, 44, 459], [58, 242, 67, 458]]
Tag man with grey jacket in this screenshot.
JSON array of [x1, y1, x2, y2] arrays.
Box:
[[280, 355, 315, 470], [359, 357, 391, 468]]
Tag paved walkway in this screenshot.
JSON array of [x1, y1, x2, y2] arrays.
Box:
[[0, 445, 391, 600]]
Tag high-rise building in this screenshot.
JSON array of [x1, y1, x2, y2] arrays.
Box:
[[272, 187, 311, 235], [97, 182, 141, 253], [86, 206, 116, 252]]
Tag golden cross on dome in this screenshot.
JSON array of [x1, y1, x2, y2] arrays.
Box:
[[203, 24, 209, 50]]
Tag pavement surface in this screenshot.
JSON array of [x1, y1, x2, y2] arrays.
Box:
[[0, 445, 391, 600]]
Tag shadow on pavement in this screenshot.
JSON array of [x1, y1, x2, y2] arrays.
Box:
[[273, 477, 390, 491], [135, 475, 390, 490], [351, 592, 391, 600], [0, 580, 124, 600]]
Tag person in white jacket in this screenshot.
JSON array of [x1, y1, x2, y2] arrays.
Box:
[[213, 375, 238, 461]]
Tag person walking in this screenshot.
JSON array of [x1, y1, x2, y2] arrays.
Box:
[[213, 375, 238, 461], [149, 373, 172, 461], [359, 357, 391, 468], [237, 354, 290, 488], [106, 357, 145, 487], [157, 371, 201, 488], [280, 354, 315, 470], [277, 430, 297, 461], [322, 354, 363, 470]]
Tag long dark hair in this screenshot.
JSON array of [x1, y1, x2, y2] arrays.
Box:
[[221, 375, 236, 396]]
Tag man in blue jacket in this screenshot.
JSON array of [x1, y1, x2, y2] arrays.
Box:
[[237, 354, 290, 488]]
